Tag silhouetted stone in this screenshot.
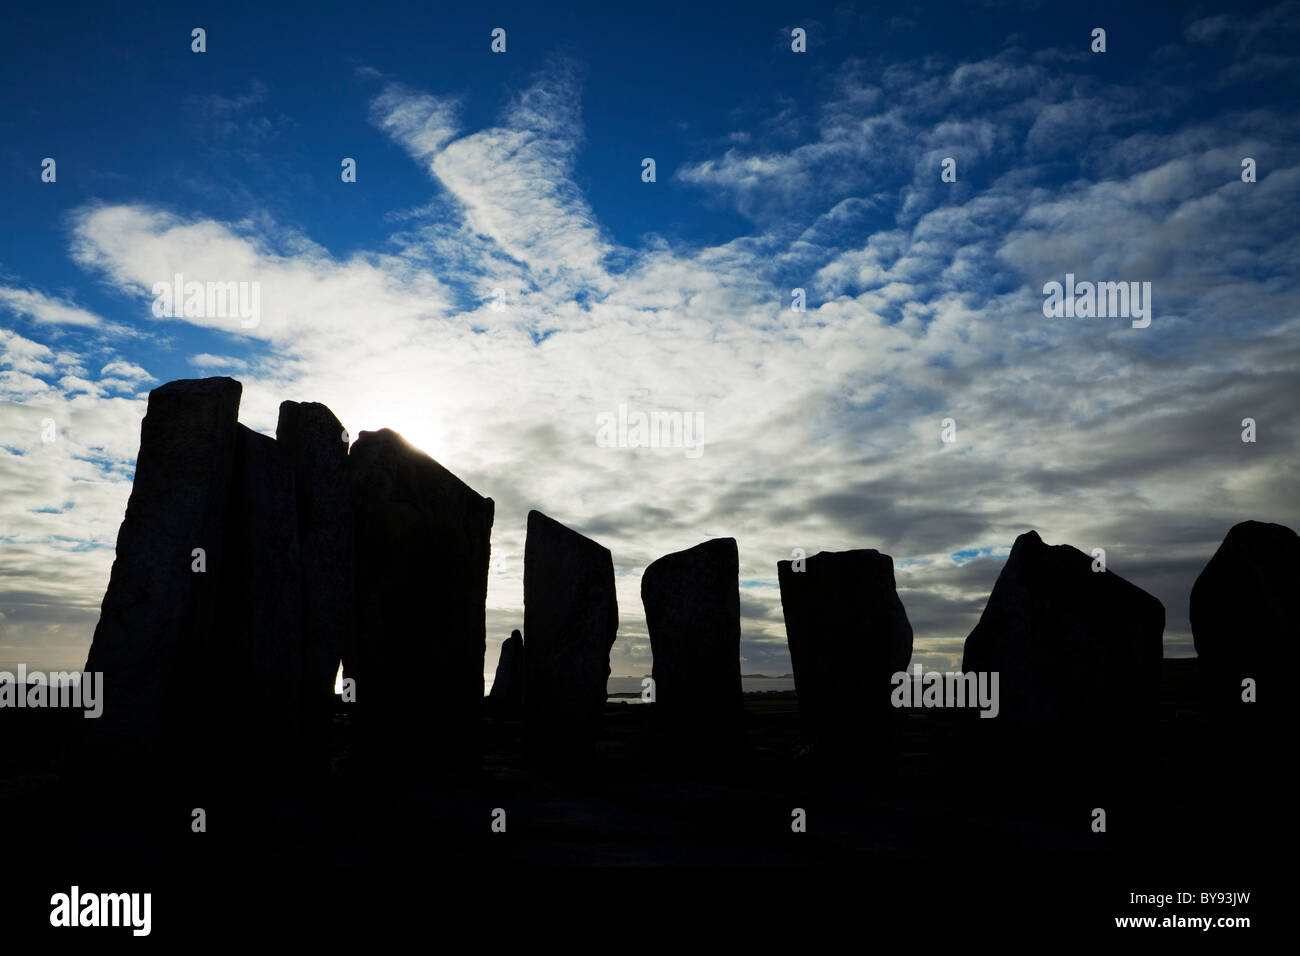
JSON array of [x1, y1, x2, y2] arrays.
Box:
[[961, 530, 1164, 736], [207, 424, 304, 776], [486, 629, 524, 718], [523, 510, 618, 763], [642, 538, 742, 746], [277, 400, 352, 772], [346, 429, 494, 773], [1191, 520, 1298, 714], [83, 377, 243, 773], [777, 549, 912, 751]]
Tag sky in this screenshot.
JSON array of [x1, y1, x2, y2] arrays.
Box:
[[1, 0, 1297, 679]]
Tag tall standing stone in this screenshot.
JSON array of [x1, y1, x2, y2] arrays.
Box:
[[1191, 520, 1298, 714], [523, 510, 618, 763], [210, 425, 304, 776], [641, 538, 742, 744], [277, 401, 352, 772], [777, 549, 912, 750], [83, 377, 243, 775], [961, 530, 1164, 735], [346, 429, 494, 773], [486, 629, 524, 718]]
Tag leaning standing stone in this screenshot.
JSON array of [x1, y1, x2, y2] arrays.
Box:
[[346, 429, 495, 774], [777, 548, 913, 751], [83, 377, 243, 775], [486, 629, 524, 719]]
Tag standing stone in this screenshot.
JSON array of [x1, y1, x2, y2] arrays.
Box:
[[523, 510, 618, 763], [777, 549, 912, 750], [210, 424, 304, 777], [486, 630, 524, 718], [961, 530, 1164, 735], [277, 400, 352, 772], [641, 538, 742, 744], [1191, 520, 1298, 714], [346, 429, 494, 773], [83, 377, 243, 775]]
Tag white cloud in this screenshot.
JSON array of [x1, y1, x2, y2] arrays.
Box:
[[100, 360, 151, 381], [0, 286, 105, 328], [372, 62, 615, 299], [189, 353, 247, 370], [369, 82, 460, 161]]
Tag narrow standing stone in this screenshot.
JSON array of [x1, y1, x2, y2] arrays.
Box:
[[211, 425, 304, 777], [277, 400, 352, 773], [1191, 520, 1297, 715], [523, 510, 618, 763], [641, 538, 742, 745], [486, 629, 524, 718]]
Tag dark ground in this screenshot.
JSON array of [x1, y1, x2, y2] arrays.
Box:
[[0, 658, 1271, 941]]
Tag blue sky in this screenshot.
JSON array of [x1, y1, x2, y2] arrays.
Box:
[[2, 0, 1298, 677]]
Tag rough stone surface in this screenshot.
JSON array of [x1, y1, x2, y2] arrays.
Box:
[[277, 400, 351, 770], [523, 510, 618, 761], [777, 549, 913, 747], [641, 538, 742, 738], [83, 377, 244, 772], [345, 429, 494, 770], [486, 630, 524, 718], [961, 530, 1164, 733], [1191, 520, 1298, 712]]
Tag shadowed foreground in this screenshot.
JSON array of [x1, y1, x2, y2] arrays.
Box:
[[0, 657, 1272, 939]]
